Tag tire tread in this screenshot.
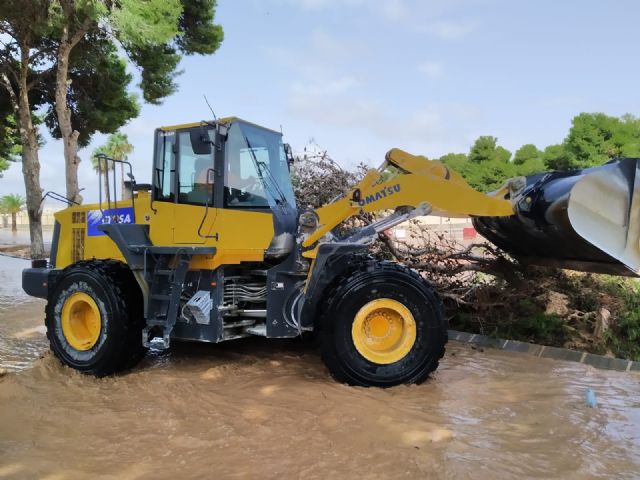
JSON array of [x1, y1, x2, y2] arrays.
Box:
[[318, 259, 447, 386], [45, 260, 146, 376]]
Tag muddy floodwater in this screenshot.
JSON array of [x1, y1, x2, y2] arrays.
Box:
[[1, 256, 639, 479]]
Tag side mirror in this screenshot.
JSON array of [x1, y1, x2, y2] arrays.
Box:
[[190, 129, 212, 155], [284, 143, 294, 166], [217, 123, 229, 138]]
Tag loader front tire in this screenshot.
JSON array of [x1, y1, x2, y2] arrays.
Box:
[[319, 262, 447, 387], [45, 260, 146, 376]]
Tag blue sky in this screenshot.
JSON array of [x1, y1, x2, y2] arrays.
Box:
[[2, 0, 640, 203]]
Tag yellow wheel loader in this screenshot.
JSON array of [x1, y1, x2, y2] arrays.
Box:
[[22, 117, 639, 386]]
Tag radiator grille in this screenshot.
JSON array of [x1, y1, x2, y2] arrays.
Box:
[[72, 228, 85, 263], [72, 211, 86, 224]]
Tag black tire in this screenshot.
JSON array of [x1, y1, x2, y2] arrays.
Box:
[[45, 260, 146, 376], [318, 261, 447, 387]]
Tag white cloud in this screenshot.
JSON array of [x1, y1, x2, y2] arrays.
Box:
[[291, 76, 359, 96], [283, 0, 365, 10], [287, 76, 482, 157], [296, 0, 332, 8], [262, 28, 366, 81], [281, 0, 479, 40], [379, 0, 410, 22], [310, 29, 356, 59], [289, 94, 382, 130], [418, 61, 445, 79], [420, 20, 476, 40]]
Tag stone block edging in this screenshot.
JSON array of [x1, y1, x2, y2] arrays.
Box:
[[448, 330, 640, 372]]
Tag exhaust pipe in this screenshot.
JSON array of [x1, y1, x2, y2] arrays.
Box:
[[473, 158, 640, 276]]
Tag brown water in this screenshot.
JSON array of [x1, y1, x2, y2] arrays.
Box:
[[1, 257, 639, 479]]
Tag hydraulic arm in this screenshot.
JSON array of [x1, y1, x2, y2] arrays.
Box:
[[302, 148, 520, 255]]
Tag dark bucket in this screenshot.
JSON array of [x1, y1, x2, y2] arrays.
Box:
[[473, 158, 640, 277]]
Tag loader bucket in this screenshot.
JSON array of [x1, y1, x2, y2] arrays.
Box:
[[473, 158, 640, 276]]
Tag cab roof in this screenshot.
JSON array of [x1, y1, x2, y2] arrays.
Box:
[[158, 117, 282, 135]]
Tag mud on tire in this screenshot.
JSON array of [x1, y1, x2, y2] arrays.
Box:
[[318, 261, 447, 387], [45, 260, 146, 376]]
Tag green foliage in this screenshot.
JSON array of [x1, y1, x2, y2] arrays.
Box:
[[1, 0, 224, 146], [45, 33, 140, 147], [440, 113, 640, 191], [564, 113, 620, 167], [110, 0, 182, 45], [0, 193, 25, 213], [91, 132, 134, 172], [468, 136, 495, 163], [440, 137, 518, 192], [1, 101, 45, 176], [542, 144, 574, 170], [469, 136, 511, 163], [494, 146, 511, 163], [177, 0, 225, 53], [453, 305, 567, 347], [466, 160, 517, 192], [0, 114, 20, 176], [596, 277, 640, 361], [117, 0, 224, 104], [501, 314, 567, 345], [127, 44, 182, 104], [438, 153, 467, 168], [615, 114, 640, 157], [542, 113, 640, 170], [513, 144, 541, 165]]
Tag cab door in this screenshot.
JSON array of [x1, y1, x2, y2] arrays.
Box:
[[149, 128, 176, 246], [173, 129, 217, 244]]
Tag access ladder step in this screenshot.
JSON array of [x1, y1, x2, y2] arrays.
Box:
[[150, 293, 171, 301]]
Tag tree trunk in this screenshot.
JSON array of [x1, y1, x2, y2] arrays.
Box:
[[1, 51, 46, 260], [11, 212, 17, 232], [55, 41, 83, 205], [18, 105, 45, 259]]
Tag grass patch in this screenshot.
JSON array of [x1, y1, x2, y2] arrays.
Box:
[[448, 270, 640, 360]]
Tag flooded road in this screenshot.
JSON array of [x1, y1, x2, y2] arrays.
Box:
[[1, 257, 639, 479]]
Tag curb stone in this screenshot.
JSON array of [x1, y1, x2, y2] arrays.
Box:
[[448, 329, 640, 373]]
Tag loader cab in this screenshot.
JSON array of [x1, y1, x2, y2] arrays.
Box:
[[149, 118, 297, 252]]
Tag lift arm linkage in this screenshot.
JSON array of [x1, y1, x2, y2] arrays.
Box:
[[302, 148, 518, 250]]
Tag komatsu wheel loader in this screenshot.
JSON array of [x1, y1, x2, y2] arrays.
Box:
[[21, 117, 640, 386]]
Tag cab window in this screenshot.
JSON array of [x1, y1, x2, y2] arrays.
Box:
[[153, 131, 176, 202], [224, 124, 269, 208], [177, 130, 215, 205]]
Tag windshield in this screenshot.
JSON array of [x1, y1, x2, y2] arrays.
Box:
[[224, 121, 296, 208]]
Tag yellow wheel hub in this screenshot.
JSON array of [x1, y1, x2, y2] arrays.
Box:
[[61, 292, 102, 351], [351, 298, 416, 364]]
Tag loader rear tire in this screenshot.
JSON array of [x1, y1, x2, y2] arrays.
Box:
[[45, 260, 146, 376], [318, 261, 447, 387]]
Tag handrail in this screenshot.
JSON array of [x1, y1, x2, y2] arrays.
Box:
[[41, 191, 79, 206], [94, 153, 137, 224]]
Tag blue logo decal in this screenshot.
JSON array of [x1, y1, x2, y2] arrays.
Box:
[[87, 207, 134, 237], [359, 184, 401, 206]]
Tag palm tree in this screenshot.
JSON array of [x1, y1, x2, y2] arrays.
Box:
[[92, 133, 134, 202], [91, 143, 115, 206], [1, 194, 25, 232]]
